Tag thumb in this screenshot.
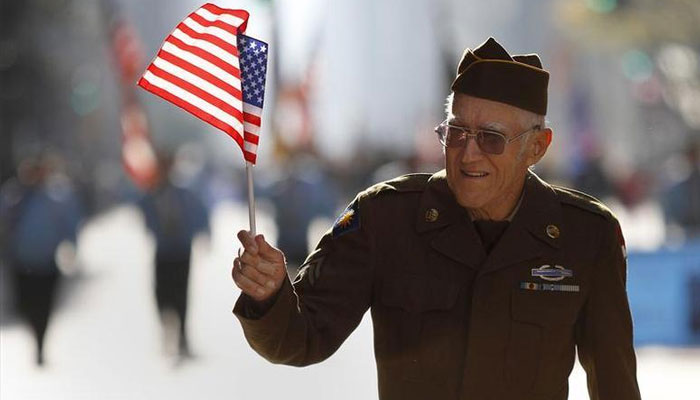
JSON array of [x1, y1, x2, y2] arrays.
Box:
[[255, 234, 283, 260]]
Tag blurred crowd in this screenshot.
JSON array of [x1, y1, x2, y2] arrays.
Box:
[[1, 0, 700, 368]]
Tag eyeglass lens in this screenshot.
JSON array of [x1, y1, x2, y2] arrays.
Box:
[[441, 126, 506, 154]]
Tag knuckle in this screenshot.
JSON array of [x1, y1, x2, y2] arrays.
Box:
[[233, 277, 244, 289]]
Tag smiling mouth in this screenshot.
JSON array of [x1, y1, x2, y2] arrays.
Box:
[[461, 170, 489, 178]]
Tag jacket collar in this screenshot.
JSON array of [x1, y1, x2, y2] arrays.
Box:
[[415, 170, 562, 271]]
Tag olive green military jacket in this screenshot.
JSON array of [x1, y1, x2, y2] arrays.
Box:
[[233, 170, 641, 400]]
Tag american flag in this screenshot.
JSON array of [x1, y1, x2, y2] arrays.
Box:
[[137, 3, 268, 164]]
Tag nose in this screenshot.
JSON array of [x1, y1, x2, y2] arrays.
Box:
[[460, 134, 484, 163]]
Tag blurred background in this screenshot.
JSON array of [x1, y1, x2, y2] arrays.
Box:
[[1, 0, 699, 399]]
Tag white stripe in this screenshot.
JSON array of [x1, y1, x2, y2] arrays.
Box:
[[182, 17, 237, 46], [142, 71, 244, 135], [243, 103, 263, 115], [195, 8, 245, 28], [243, 141, 258, 152], [171, 28, 239, 68], [161, 42, 240, 90], [243, 123, 260, 135], [152, 57, 240, 108]]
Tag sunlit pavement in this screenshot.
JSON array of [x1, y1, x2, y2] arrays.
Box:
[[2, 203, 699, 400]]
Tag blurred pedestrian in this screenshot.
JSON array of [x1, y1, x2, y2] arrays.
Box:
[[231, 38, 641, 399], [139, 151, 209, 359], [0, 152, 83, 365], [267, 154, 337, 270], [663, 140, 700, 240]]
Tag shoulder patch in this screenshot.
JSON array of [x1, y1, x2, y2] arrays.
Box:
[[332, 199, 361, 237], [552, 185, 615, 220]]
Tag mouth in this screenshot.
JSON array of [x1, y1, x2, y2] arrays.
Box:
[[460, 170, 489, 178]]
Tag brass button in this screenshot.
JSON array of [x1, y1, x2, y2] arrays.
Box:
[[425, 208, 439, 222], [546, 224, 560, 239]]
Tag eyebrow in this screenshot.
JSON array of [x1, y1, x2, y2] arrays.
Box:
[[447, 118, 508, 132], [479, 122, 507, 132]]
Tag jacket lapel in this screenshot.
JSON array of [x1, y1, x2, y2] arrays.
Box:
[[478, 172, 562, 275], [415, 170, 486, 268]]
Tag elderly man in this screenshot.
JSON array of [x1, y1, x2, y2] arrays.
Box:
[[232, 37, 641, 400]]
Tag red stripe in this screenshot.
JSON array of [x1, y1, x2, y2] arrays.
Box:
[[200, 3, 227, 15], [244, 131, 259, 145], [189, 12, 238, 36], [157, 50, 242, 100], [138, 77, 247, 155], [147, 64, 244, 123], [243, 150, 256, 163], [243, 113, 261, 125], [200, 4, 249, 32], [165, 35, 240, 78], [201, 3, 248, 18], [177, 21, 238, 57]]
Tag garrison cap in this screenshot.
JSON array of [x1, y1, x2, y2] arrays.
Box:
[[451, 37, 549, 115]]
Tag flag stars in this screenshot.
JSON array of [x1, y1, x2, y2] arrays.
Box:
[[238, 35, 268, 107]]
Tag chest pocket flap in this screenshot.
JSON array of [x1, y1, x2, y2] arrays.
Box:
[[381, 275, 460, 313], [511, 289, 581, 326]]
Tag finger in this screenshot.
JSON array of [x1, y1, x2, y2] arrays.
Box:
[[239, 259, 277, 290], [254, 259, 282, 277], [239, 249, 260, 267], [255, 234, 283, 261], [233, 263, 269, 298], [232, 257, 250, 276], [238, 249, 279, 279], [237, 230, 258, 254], [231, 257, 240, 280]]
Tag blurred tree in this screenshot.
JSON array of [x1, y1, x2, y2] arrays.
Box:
[[557, 0, 700, 47]]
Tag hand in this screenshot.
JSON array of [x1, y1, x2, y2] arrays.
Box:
[[232, 230, 287, 302]]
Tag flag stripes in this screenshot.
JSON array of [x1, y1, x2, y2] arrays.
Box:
[[168, 30, 240, 72], [138, 3, 266, 164]]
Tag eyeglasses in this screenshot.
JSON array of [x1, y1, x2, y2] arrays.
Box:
[[434, 120, 541, 155]]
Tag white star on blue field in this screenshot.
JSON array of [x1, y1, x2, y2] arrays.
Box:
[[238, 35, 268, 108]]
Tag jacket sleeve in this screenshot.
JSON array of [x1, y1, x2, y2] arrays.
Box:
[[233, 194, 375, 366], [576, 218, 642, 400]]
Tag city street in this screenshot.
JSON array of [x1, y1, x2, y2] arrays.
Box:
[[2, 203, 699, 400]]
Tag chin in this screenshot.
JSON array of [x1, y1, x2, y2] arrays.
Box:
[[453, 188, 488, 211]]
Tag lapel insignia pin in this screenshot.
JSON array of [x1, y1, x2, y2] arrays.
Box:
[[546, 224, 560, 239], [425, 208, 439, 222], [531, 264, 573, 281]]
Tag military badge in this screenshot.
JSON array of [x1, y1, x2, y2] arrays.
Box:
[[531, 264, 573, 281], [520, 282, 579, 292], [332, 200, 360, 238]]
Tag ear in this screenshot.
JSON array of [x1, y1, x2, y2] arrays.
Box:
[[526, 128, 552, 165]]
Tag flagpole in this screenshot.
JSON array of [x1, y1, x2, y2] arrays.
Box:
[[245, 161, 256, 236]]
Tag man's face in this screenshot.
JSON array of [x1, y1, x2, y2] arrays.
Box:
[[445, 94, 549, 219]]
